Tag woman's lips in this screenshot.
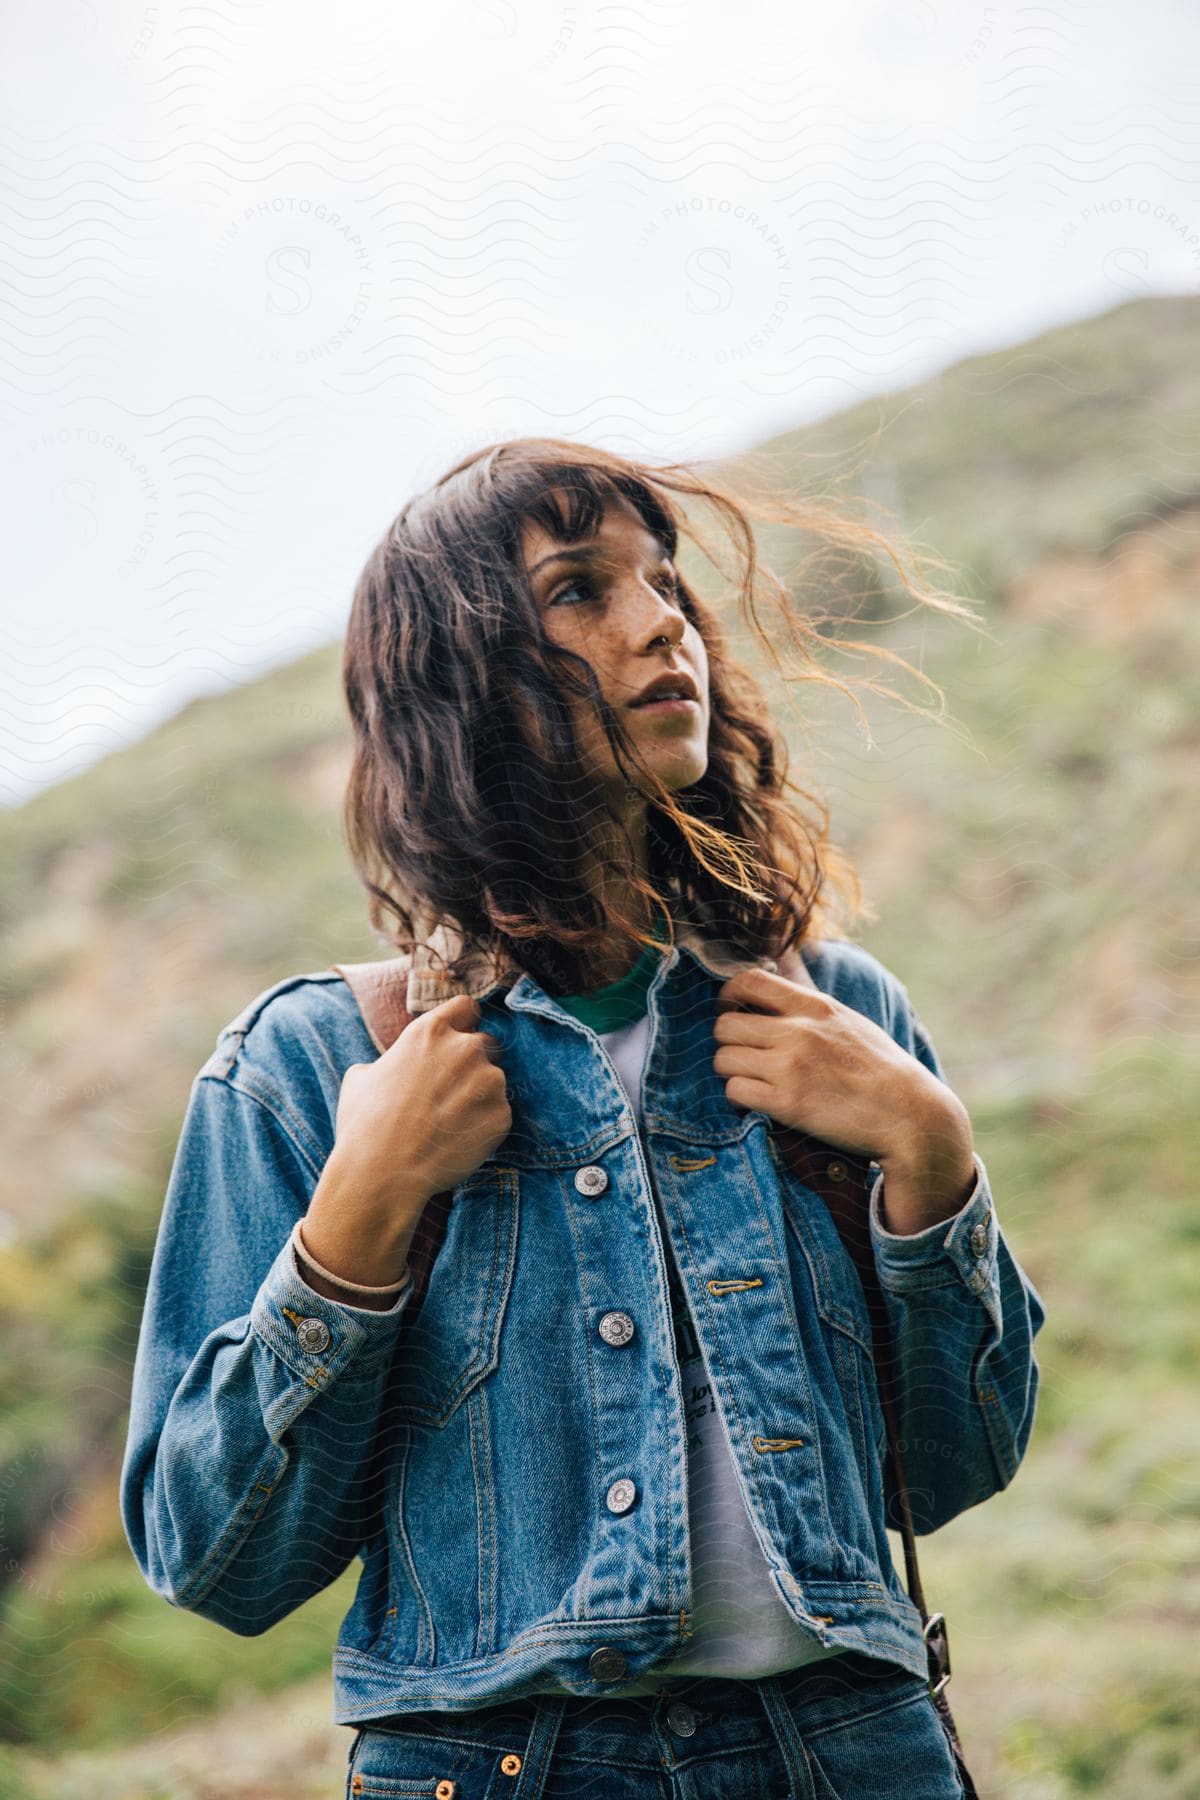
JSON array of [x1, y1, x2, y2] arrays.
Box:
[[628, 697, 699, 716]]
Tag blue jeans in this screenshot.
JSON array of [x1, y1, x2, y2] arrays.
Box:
[[344, 1652, 967, 1798]]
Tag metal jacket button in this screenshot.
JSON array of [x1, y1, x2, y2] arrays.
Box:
[[825, 1159, 848, 1182], [606, 1477, 637, 1514], [575, 1165, 608, 1196], [598, 1310, 635, 1347], [970, 1221, 990, 1257], [666, 1701, 697, 1737], [589, 1646, 628, 1682], [294, 1317, 330, 1353]]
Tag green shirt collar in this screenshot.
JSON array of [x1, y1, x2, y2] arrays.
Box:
[[555, 920, 669, 1033]]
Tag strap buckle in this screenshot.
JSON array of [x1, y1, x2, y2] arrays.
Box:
[[923, 1611, 951, 1698]]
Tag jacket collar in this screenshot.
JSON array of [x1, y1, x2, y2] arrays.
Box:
[[404, 909, 782, 1017]]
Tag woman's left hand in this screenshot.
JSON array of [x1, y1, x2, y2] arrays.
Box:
[[713, 968, 977, 1230]]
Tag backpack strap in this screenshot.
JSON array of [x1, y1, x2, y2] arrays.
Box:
[[773, 943, 951, 1707], [327, 955, 453, 1310], [329, 956, 419, 1054]]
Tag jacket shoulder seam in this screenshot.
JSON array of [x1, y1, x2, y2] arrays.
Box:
[[197, 1065, 327, 1185], [199, 969, 355, 1079]]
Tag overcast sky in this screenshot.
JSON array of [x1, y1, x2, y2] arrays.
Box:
[[2, 0, 1197, 805]]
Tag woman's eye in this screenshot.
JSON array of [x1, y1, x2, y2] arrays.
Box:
[[548, 568, 679, 608], [549, 579, 596, 608]]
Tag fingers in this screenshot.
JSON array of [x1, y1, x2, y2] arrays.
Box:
[[431, 992, 482, 1028], [717, 968, 808, 1015], [713, 1008, 778, 1045]]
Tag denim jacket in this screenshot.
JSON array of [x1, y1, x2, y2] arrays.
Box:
[[120, 924, 1046, 1722]]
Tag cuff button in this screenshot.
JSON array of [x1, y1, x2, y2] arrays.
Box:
[[295, 1317, 331, 1353], [589, 1646, 629, 1682]]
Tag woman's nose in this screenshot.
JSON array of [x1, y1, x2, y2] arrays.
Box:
[[623, 575, 685, 644]]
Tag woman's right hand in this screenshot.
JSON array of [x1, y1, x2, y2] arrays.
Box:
[[299, 993, 511, 1293]]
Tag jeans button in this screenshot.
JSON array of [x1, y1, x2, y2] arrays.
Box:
[[589, 1646, 628, 1682], [666, 1701, 697, 1737], [575, 1165, 609, 1196], [970, 1221, 989, 1257], [605, 1478, 637, 1514], [598, 1310, 635, 1347]]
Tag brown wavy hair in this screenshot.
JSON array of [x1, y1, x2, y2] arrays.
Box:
[[341, 436, 982, 997]]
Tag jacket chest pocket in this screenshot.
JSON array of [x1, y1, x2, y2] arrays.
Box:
[[391, 1165, 519, 1428]]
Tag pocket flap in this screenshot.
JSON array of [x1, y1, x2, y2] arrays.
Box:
[[391, 1165, 519, 1427]]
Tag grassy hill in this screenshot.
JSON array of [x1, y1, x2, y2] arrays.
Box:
[[1, 292, 1198, 1797], [720, 289, 1200, 602]]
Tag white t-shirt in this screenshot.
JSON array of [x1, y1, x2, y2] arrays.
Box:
[[598, 1013, 844, 1682]]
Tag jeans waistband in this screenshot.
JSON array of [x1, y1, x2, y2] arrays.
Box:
[[358, 1650, 923, 1769]]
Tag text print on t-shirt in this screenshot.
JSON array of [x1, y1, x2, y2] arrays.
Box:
[[664, 1249, 719, 1455]]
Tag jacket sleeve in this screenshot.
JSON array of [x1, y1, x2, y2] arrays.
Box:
[[119, 1066, 412, 1636], [867, 991, 1047, 1535]]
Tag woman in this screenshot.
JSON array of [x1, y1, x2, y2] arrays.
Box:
[[121, 439, 1046, 1798]]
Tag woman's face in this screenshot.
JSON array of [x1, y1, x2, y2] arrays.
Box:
[[519, 492, 711, 811]]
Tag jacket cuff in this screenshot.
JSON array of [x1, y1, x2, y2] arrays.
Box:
[[249, 1232, 410, 1388], [868, 1150, 999, 1299]]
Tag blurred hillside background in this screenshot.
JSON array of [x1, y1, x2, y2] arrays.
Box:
[[2, 289, 1199, 1797]]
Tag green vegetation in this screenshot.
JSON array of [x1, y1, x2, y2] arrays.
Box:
[[717, 291, 1200, 604]]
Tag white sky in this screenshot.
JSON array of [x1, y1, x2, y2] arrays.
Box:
[[2, 0, 1197, 805]]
